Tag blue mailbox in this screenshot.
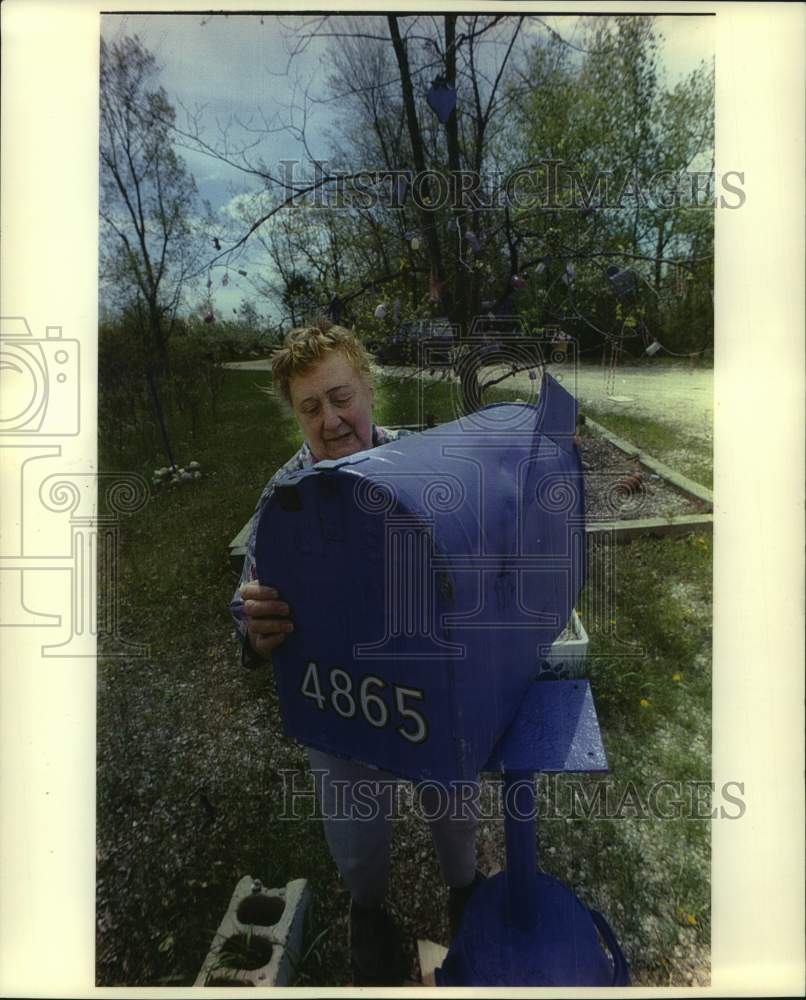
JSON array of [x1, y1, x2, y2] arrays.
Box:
[[255, 373, 585, 782]]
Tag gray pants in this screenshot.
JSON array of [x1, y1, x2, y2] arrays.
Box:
[[308, 749, 479, 907]]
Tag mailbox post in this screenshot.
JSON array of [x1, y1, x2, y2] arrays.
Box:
[[434, 678, 630, 986], [255, 373, 629, 986]]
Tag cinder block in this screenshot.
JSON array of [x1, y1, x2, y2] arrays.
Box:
[[195, 876, 311, 987], [537, 609, 589, 679]]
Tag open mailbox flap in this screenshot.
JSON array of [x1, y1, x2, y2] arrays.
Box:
[[256, 372, 586, 782]]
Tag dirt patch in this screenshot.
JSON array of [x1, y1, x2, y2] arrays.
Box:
[[578, 433, 710, 522]]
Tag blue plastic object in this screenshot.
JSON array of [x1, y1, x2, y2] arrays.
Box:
[[255, 373, 585, 782], [435, 871, 630, 986], [426, 79, 457, 124]]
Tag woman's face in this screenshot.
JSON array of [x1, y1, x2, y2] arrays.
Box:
[[289, 351, 374, 461]]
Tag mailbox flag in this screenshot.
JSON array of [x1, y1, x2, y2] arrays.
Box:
[[256, 373, 586, 782]]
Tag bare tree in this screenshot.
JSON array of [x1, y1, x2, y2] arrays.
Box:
[[100, 35, 208, 361]]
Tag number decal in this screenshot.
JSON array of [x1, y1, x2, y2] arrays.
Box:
[[394, 687, 428, 744], [300, 661, 325, 710], [329, 668, 356, 718], [298, 664, 426, 743], [359, 675, 389, 728]]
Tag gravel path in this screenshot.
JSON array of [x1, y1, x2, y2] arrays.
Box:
[[225, 360, 713, 445]]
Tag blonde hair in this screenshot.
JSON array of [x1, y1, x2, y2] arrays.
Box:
[[271, 318, 373, 404]]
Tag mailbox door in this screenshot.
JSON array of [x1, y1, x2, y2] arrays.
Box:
[[255, 374, 585, 783], [259, 472, 465, 781]]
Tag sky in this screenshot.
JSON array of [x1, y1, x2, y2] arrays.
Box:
[[100, 12, 715, 322]]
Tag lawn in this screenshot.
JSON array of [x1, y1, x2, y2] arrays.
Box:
[[96, 367, 712, 986]]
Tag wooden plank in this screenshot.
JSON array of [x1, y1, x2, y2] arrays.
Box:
[[482, 679, 608, 774], [585, 416, 713, 507], [586, 512, 713, 542]]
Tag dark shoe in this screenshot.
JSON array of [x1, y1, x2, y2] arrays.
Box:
[[349, 900, 407, 986], [448, 870, 486, 941]]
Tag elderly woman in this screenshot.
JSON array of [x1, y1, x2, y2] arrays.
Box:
[[230, 320, 482, 986]]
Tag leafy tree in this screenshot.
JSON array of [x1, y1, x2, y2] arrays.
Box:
[[508, 16, 714, 356], [184, 14, 714, 408]]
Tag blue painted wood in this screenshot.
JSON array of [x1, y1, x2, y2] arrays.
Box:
[[501, 772, 540, 930], [483, 679, 608, 774]]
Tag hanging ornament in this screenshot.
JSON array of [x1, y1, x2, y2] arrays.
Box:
[[238, 269, 248, 277], [206, 275, 212, 290], [410, 235, 422, 251], [426, 76, 457, 124], [511, 274, 526, 290], [374, 302, 388, 321], [213, 237, 221, 250], [607, 265, 638, 300], [464, 230, 481, 253], [222, 273, 229, 286], [645, 339, 662, 357], [528, 369, 538, 381], [204, 312, 215, 324]]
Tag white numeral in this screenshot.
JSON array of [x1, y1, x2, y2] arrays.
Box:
[[300, 661, 326, 710], [299, 664, 426, 743], [329, 668, 356, 718], [394, 687, 428, 744], [359, 676, 389, 728]]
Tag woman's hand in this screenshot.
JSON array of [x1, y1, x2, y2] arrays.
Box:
[[240, 582, 293, 659]]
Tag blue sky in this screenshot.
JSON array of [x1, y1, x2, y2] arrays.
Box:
[[100, 13, 714, 322]]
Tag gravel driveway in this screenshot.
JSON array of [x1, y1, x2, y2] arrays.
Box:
[[225, 359, 713, 445]]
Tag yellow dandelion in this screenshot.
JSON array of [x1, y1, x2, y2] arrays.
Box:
[[672, 673, 682, 682], [687, 914, 697, 926], [640, 698, 651, 708]]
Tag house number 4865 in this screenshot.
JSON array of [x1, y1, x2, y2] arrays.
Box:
[[300, 661, 428, 744]]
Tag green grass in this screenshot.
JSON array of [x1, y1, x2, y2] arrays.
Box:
[[578, 403, 713, 489], [97, 368, 711, 987]]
